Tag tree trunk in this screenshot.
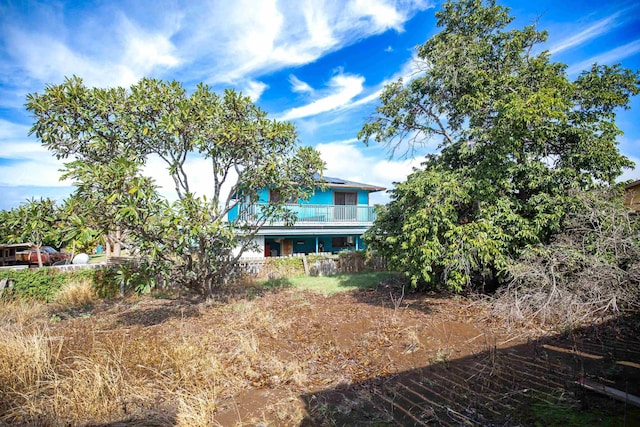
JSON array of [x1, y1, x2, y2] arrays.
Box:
[[36, 245, 44, 268], [114, 227, 122, 257]]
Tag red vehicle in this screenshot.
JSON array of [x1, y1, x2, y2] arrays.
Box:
[[15, 246, 69, 266]]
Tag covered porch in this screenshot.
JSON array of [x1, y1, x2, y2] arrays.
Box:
[[263, 234, 365, 257]]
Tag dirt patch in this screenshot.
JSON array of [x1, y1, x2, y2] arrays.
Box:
[[4, 283, 639, 426]]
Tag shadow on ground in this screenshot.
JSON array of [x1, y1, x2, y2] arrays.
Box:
[[300, 313, 640, 426], [260, 271, 439, 316], [115, 299, 201, 327]]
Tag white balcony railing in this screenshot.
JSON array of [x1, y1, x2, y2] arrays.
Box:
[[235, 203, 377, 224]]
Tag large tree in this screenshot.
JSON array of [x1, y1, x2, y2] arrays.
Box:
[[360, 0, 640, 291], [27, 77, 324, 296]]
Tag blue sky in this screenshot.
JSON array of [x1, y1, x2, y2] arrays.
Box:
[[0, 0, 639, 210]]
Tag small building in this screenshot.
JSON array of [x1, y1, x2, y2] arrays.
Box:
[[228, 175, 385, 258], [0, 243, 30, 266], [624, 180, 640, 213]]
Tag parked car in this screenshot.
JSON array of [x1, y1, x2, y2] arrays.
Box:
[[15, 246, 69, 266]]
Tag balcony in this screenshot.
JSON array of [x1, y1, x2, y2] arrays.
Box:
[[233, 203, 377, 225]]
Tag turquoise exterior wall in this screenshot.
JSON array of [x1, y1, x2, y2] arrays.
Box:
[[307, 188, 369, 205], [228, 187, 371, 222], [231, 185, 374, 256]]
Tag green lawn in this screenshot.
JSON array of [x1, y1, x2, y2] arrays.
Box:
[[260, 271, 400, 295], [88, 254, 107, 264]]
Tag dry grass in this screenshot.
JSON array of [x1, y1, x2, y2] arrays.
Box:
[[0, 300, 56, 415], [0, 325, 57, 403], [0, 289, 314, 425], [0, 282, 516, 426], [52, 278, 97, 308], [0, 298, 49, 327]]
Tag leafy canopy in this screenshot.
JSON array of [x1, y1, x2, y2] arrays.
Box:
[[360, 0, 640, 291], [27, 77, 324, 296], [2, 198, 63, 268]]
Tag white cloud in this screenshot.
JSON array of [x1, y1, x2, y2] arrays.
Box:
[[350, 0, 405, 31], [1, 4, 181, 89], [241, 80, 269, 102], [289, 75, 314, 93], [0, 119, 30, 140], [548, 13, 620, 55], [0, 141, 72, 188], [287, 51, 425, 119], [567, 39, 640, 75], [329, 52, 426, 113], [279, 73, 365, 120], [0, 0, 431, 103], [619, 159, 639, 183], [119, 17, 181, 72], [316, 139, 422, 204], [175, 0, 432, 85]]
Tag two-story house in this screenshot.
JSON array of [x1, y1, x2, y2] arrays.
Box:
[[228, 175, 385, 258]]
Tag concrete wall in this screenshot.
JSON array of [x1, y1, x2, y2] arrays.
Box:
[[235, 236, 265, 259]]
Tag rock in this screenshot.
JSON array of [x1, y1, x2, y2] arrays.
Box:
[[73, 253, 90, 264]]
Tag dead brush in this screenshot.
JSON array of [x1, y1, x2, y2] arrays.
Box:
[[0, 299, 49, 328], [493, 190, 640, 332], [53, 278, 97, 309], [158, 336, 230, 392], [175, 385, 222, 427], [0, 323, 59, 412], [42, 353, 132, 423]]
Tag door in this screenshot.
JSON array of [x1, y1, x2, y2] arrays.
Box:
[[334, 191, 357, 221], [282, 239, 293, 256]]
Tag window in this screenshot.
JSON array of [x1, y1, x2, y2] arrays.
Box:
[[334, 191, 357, 206], [332, 236, 355, 249], [334, 191, 357, 220], [269, 189, 296, 204]]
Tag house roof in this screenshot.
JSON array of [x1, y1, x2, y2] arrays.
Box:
[[625, 179, 640, 190], [314, 174, 386, 192]]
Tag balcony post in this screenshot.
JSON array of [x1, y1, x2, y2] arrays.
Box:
[[315, 236, 319, 253]]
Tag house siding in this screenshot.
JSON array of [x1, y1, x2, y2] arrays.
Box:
[[625, 180, 640, 213], [307, 188, 369, 205], [230, 177, 384, 258]]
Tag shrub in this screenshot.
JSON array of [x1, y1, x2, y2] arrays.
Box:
[[89, 268, 121, 298], [0, 268, 121, 302], [260, 257, 304, 279], [493, 189, 640, 330], [0, 269, 67, 302]]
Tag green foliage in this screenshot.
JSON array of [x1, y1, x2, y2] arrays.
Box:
[[57, 196, 101, 254], [2, 198, 64, 267], [365, 167, 510, 290], [90, 268, 121, 299], [114, 262, 159, 294], [263, 256, 305, 278], [0, 269, 102, 302], [360, 0, 640, 291], [26, 77, 325, 298], [0, 269, 66, 301]]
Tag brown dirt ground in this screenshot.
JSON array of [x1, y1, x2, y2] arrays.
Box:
[[41, 280, 640, 426]]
